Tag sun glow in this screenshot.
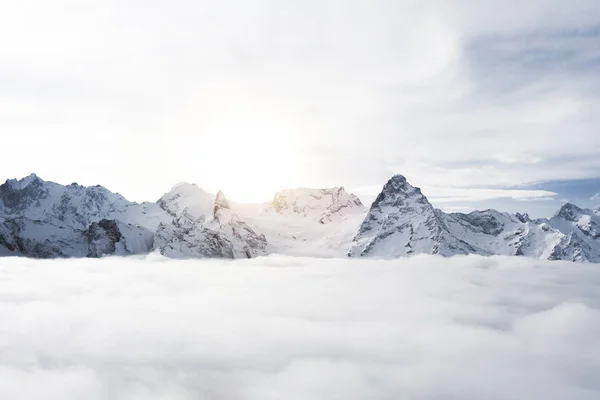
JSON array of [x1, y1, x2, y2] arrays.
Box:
[[165, 85, 307, 203]]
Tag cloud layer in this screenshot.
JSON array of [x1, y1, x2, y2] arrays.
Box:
[[1, 255, 600, 399]]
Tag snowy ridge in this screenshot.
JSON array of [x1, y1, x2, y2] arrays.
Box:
[[349, 174, 600, 262], [0, 173, 600, 262]]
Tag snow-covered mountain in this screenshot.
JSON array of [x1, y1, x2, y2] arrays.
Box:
[[0, 174, 164, 258], [1, 173, 600, 262], [153, 184, 267, 259], [348, 174, 600, 262], [0, 175, 366, 259], [348, 175, 476, 258]]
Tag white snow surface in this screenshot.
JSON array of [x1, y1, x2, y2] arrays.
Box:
[[157, 182, 215, 222], [1, 255, 600, 400], [233, 187, 367, 257]]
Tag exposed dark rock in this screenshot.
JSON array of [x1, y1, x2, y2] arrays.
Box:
[[85, 219, 123, 257]]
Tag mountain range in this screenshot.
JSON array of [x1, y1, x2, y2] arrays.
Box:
[[1, 173, 599, 262]]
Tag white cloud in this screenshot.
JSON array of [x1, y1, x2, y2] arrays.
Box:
[[0, 255, 599, 399], [423, 186, 557, 202], [591, 193, 600, 201], [0, 1, 599, 205]]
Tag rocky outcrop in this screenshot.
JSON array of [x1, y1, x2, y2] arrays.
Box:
[[86, 219, 122, 257]]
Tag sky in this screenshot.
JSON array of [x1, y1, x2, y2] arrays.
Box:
[[1, 1, 600, 217], [1, 254, 600, 399]]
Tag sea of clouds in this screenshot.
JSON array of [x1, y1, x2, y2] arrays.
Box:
[[0, 254, 599, 399]]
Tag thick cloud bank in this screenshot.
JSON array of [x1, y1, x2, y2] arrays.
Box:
[[1, 255, 599, 399]]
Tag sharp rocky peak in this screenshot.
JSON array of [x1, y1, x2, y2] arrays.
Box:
[[5, 173, 43, 189], [554, 202, 583, 221], [0, 174, 49, 210], [213, 190, 230, 216], [515, 212, 531, 223], [370, 174, 428, 210]]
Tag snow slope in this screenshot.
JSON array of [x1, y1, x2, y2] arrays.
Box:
[[234, 187, 367, 257]]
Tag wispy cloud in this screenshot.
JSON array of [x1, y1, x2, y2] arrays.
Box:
[[424, 187, 557, 203], [0, 1, 599, 210]]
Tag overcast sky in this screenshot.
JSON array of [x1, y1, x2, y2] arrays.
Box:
[[1, 1, 600, 216]]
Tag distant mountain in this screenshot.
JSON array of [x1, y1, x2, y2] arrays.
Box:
[[0, 173, 599, 262], [348, 174, 600, 262]]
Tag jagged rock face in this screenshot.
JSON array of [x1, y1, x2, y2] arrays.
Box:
[[155, 189, 267, 259], [516, 212, 531, 223], [442, 210, 561, 259], [553, 204, 600, 239], [154, 221, 238, 259], [555, 203, 583, 222], [348, 175, 474, 258], [213, 202, 267, 258], [548, 233, 590, 262], [0, 174, 49, 212], [451, 210, 507, 236], [86, 219, 122, 257], [545, 204, 600, 262], [0, 217, 86, 258]]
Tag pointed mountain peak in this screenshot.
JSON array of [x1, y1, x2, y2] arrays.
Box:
[[389, 174, 408, 184], [554, 202, 583, 221], [382, 174, 421, 194], [349, 174, 470, 258], [213, 190, 231, 217], [24, 172, 39, 180], [5, 173, 44, 190], [370, 174, 427, 211], [215, 190, 230, 210], [515, 212, 531, 223], [157, 182, 215, 220]]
